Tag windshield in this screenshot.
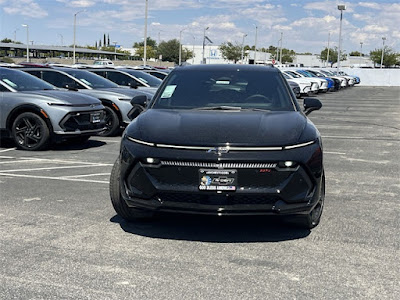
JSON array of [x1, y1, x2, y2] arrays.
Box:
[[61, 69, 119, 89], [152, 68, 295, 111], [0, 68, 55, 91], [122, 69, 162, 87]]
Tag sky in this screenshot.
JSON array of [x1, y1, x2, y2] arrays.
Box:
[[0, 0, 399, 55]]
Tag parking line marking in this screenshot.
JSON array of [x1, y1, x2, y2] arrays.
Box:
[[0, 148, 16, 153], [0, 172, 108, 184], [62, 173, 110, 178], [325, 151, 346, 155], [0, 164, 112, 173], [0, 159, 46, 165], [17, 157, 115, 165]]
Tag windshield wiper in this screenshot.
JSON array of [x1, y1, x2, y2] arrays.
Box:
[[241, 108, 271, 112], [193, 106, 243, 111]]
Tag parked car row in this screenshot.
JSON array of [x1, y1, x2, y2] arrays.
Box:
[[281, 68, 360, 98], [0, 64, 167, 149]]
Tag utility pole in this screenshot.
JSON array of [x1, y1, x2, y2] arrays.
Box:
[[241, 33, 247, 63], [143, 0, 148, 66], [326, 32, 331, 67], [254, 25, 258, 62]]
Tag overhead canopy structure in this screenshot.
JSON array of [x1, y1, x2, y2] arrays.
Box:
[[0, 42, 126, 60]]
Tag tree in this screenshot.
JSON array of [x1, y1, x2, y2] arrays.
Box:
[[219, 42, 242, 63], [1, 38, 13, 43], [349, 51, 362, 56], [133, 37, 157, 49], [103, 33, 106, 47], [369, 48, 399, 68], [158, 39, 193, 64], [320, 47, 346, 67], [107, 34, 110, 47], [135, 45, 157, 60]]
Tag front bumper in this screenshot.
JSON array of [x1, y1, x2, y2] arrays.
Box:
[[54, 110, 106, 135], [118, 138, 324, 216]]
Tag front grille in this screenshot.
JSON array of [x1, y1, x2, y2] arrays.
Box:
[[155, 193, 279, 206], [161, 161, 277, 169], [60, 110, 105, 132]]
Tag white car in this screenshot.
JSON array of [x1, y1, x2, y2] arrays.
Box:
[[286, 70, 328, 93], [93, 60, 114, 66], [282, 70, 319, 94], [318, 70, 348, 88], [281, 72, 312, 97]]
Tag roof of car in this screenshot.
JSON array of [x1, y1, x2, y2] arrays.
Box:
[[174, 64, 278, 73]]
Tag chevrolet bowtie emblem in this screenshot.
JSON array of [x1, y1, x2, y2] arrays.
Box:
[[207, 147, 230, 155]]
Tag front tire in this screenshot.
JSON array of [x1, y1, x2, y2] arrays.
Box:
[[109, 158, 154, 221], [286, 175, 325, 229], [11, 112, 50, 151], [98, 106, 120, 137]]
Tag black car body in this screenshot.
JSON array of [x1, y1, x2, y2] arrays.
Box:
[[110, 65, 325, 228]]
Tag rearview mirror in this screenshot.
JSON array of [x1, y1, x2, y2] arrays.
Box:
[[303, 98, 322, 115]]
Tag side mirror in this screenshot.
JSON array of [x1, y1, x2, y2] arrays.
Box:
[[64, 82, 78, 91], [303, 98, 322, 115], [128, 95, 148, 120], [130, 94, 147, 107], [128, 80, 139, 89]]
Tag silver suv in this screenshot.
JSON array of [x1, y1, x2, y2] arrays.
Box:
[[0, 67, 105, 150], [21, 67, 154, 136]]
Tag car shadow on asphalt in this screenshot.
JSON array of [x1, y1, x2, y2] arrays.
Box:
[[110, 214, 310, 243], [51, 139, 107, 151], [0, 137, 107, 151]]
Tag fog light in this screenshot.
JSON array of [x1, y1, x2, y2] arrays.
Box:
[[284, 161, 294, 167], [278, 161, 297, 168], [146, 158, 155, 164]]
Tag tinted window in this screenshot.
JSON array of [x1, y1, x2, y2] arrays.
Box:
[[152, 69, 294, 111], [122, 70, 162, 87], [0, 83, 10, 92], [60, 69, 118, 88], [0, 68, 55, 91], [42, 71, 85, 89], [106, 71, 136, 86]]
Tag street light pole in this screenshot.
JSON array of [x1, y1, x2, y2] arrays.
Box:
[[241, 33, 247, 64], [179, 28, 186, 65], [113, 41, 117, 61], [279, 32, 283, 64], [22, 24, 29, 62], [143, 0, 148, 66], [359, 42, 363, 66], [73, 10, 84, 65], [337, 5, 346, 71], [380, 37, 386, 69], [254, 25, 258, 62], [326, 32, 331, 67], [202, 27, 209, 64]]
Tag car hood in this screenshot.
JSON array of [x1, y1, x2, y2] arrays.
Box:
[[24, 90, 101, 105], [127, 109, 310, 147]]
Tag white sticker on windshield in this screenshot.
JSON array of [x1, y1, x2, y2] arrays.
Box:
[[2, 79, 17, 88], [161, 85, 177, 98], [80, 79, 92, 87]]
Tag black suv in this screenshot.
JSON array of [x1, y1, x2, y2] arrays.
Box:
[[110, 65, 325, 229]]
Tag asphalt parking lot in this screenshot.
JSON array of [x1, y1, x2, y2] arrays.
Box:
[[0, 86, 399, 299]]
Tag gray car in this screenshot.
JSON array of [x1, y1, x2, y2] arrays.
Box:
[[0, 67, 105, 150], [21, 67, 154, 136]]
